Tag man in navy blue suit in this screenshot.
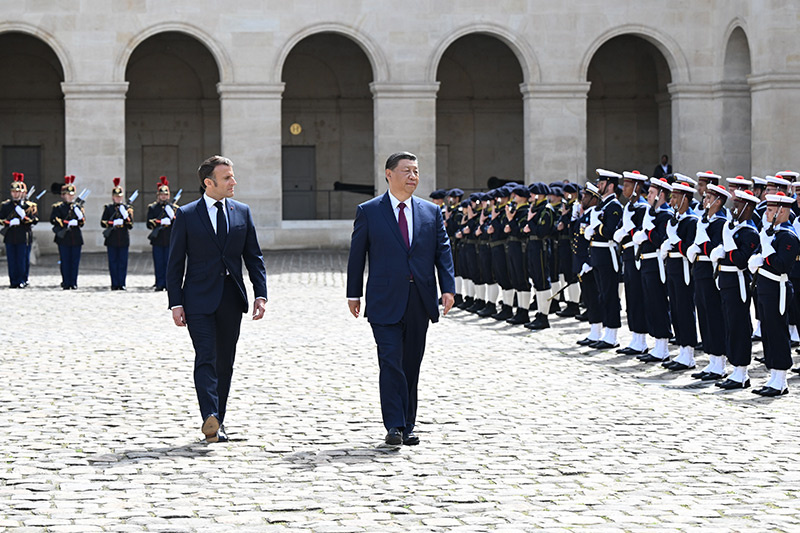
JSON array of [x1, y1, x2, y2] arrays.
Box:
[[347, 152, 456, 446], [167, 155, 268, 443]]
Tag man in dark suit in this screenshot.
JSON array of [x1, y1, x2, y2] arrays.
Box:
[[167, 155, 268, 443], [653, 155, 672, 180], [347, 151, 456, 446]]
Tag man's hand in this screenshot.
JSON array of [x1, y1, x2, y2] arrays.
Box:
[[252, 298, 266, 320], [441, 293, 455, 316], [348, 299, 361, 318], [172, 307, 186, 327]]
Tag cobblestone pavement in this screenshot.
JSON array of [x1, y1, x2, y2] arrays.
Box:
[[3, 250, 800, 532]]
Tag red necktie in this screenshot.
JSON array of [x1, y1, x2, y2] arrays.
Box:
[[398, 203, 410, 248]]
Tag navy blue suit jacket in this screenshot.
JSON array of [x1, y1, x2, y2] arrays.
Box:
[[167, 197, 267, 314], [347, 192, 456, 325]]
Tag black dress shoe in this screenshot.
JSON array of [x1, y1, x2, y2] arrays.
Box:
[[506, 309, 530, 325], [753, 386, 788, 397], [700, 372, 726, 381], [751, 334, 761, 342], [626, 347, 650, 356], [574, 311, 588, 322], [754, 356, 765, 363], [716, 379, 750, 390], [695, 342, 704, 352], [216, 425, 229, 442], [465, 299, 484, 313], [661, 359, 677, 368], [668, 337, 678, 345], [577, 337, 597, 346], [792, 367, 800, 374], [667, 362, 695, 371], [202, 415, 220, 442], [476, 302, 497, 317], [591, 340, 619, 350], [385, 427, 402, 445], [402, 431, 420, 446], [639, 354, 668, 363], [791, 340, 799, 348], [616, 346, 635, 354], [691, 370, 709, 379], [548, 300, 561, 314], [456, 296, 473, 310]]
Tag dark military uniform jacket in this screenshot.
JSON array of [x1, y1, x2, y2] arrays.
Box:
[[0, 198, 38, 245], [101, 202, 134, 247], [50, 201, 85, 246], [146, 200, 180, 247]]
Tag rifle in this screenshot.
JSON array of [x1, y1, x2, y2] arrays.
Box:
[[55, 190, 90, 240], [547, 281, 575, 301]]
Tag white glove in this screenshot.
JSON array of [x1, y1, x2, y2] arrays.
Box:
[[686, 243, 701, 263], [164, 205, 175, 219], [722, 223, 736, 252], [748, 253, 764, 274], [14, 205, 26, 218], [694, 221, 710, 244], [579, 263, 593, 276], [793, 218, 800, 236], [709, 245, 725, 263], [632, 230, 648, 246], [588, 208, 601, 229], [613, 226, 627, 243], [620, 206, 635, 233], [118, 205, 128, 218], [68, 219, 78, 227], [583, 225, 595, 241], [8, 218, 20, 226], [113, 218, 124, 226], [642, 211, 655, 232], [73, 206, 83, 219], [666, 219, 680, 245], [160, 217, 171, 226], [658, 240, 670, 260]]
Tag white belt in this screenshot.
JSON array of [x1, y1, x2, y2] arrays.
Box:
[[622, 242, 634, 250], [759, 269, 789, 315], [667, 252, 691, 285], [640, 252, 666, 283], [591, 241, 618, 272], [668, 252, 684, 259], [718, 265, 747, 303], [695, 256, 712, 262], [640, 252, 659, 260]]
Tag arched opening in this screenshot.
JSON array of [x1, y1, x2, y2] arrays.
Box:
[[586, 35, 672, 177], [0, 32, 65, 204], [722, 27, 752, 176], [125, 31, 221, 220], [281, 33, 374, 220], [436, 34, 523, 191]]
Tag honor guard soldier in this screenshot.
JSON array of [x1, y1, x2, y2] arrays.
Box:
[[444, 188, 464, 305], [484, 186, 514, 319], [504, 185, 533, 324], [751, 176, 767, 201], [687, 181, 730, 381], [661, 180, 700, 371], [546, 183, 565, 314], [100, 177, 134, 290], [708, 189, 760, 388], [523, 182, 556, 330], [50, 175, 85, 289], [474, 193, 495, 315], [1, 172, 38, 288], [554, 182, 582, 317], [633, 177, 675, 363], [725, 175, 752, 196], [429, 188, 446, 209], [147, 176, 179, 291], [614, 171, 651, 356], [748, 192, 800, 396], [575, 183, 606, 346], [457, 194, 483, 311], [583, 169, 623, 349]]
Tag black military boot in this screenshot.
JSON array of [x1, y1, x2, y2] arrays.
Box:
[[457, 296, 473, 309], [548, 299, 561, 314], [491, 304, 514, 321], [466, 298, 484, 313], [453, 294, 463, 307], [524, 312, 550, 330], [555, 301, 580, 318], [506, 307, 530, 325], [476, 302, 497, 317]]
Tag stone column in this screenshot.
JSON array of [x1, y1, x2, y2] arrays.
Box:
[[521, 83, 591, 184], [668, 83, 719, 174], [61, 82, 128, 251], [217, 83, 284, 229], [370, 83, 439, 197], [749, 73, 800, 174]]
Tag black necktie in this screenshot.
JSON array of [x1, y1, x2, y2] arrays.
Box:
[[215, 201, 227, 247]]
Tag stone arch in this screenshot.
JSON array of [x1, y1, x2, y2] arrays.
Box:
[[580, 24, 690, 84], [720, 21, 752, 176], [427, 22, 539, 84], [0, 22, 73, 82], [274, 23, 388, 84], [115, 22, 232, 84], [721, 21, 751, 81]]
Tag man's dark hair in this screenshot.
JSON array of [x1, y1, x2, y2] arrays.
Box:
[[198, 155, 233, 190], [385, 151, 417, 171], [662, 154, 669, 162]]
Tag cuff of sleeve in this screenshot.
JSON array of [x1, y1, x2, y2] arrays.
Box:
[[347, 297, 360, 301], [170, 305, 183, 310]]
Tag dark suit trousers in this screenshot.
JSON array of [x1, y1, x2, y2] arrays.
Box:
[[370, 281, 429, 433], [186, 275, 242, 424]]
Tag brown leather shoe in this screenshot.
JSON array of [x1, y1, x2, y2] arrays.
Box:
[[202, 415, 220, 442]]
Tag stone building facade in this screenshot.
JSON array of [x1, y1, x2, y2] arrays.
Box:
[[1, 1, 799, 252]]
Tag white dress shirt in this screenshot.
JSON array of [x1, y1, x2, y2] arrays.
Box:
[[203, 193, 228, 234], [388, 191, 413, 247]]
